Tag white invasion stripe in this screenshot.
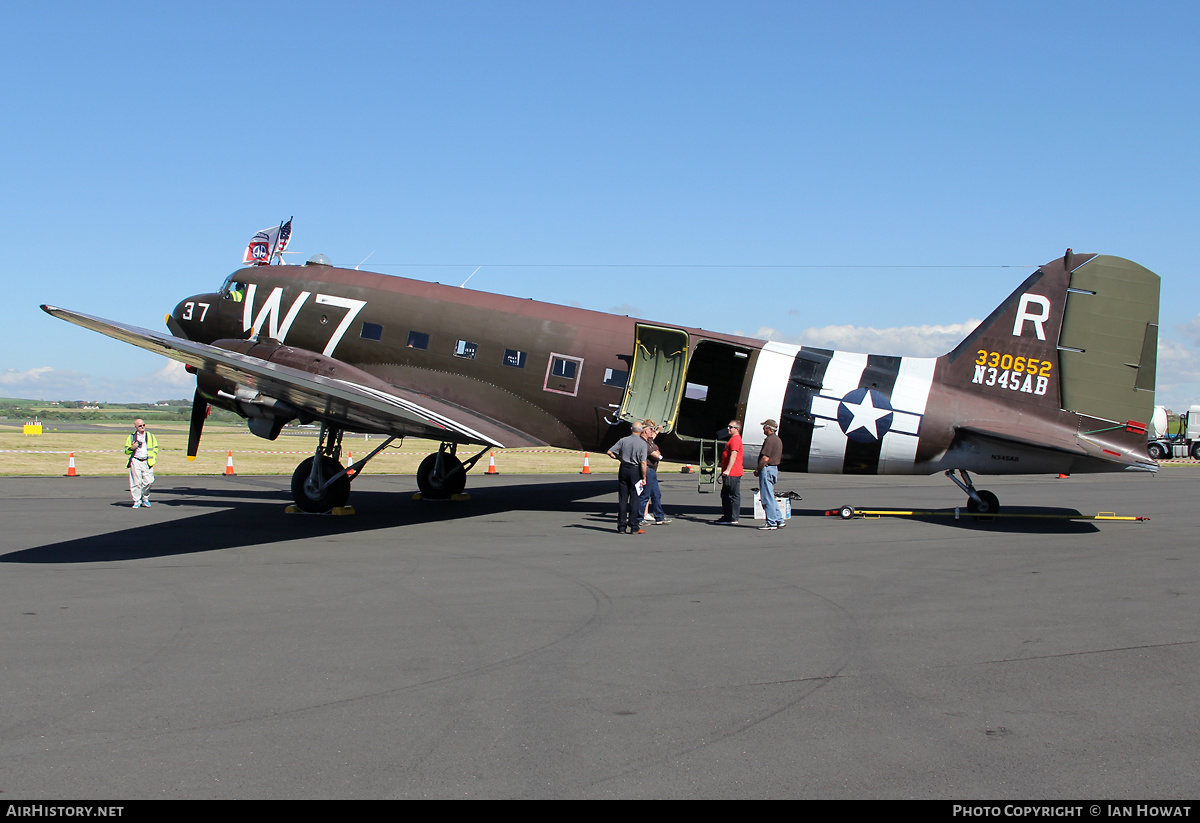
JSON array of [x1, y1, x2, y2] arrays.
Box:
[[810, 399, 919, 435], [741, 341, 801, 469], [878, 357, 936, 474], [888, 410, 922, 436], [807, 351, 867, 473], [335, 381, 502, 446]]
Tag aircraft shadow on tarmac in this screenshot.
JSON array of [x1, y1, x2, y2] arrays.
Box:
[[2, 477, 617, 563], [816, 505, 1103, 534], [2, 475, 1103, 564]]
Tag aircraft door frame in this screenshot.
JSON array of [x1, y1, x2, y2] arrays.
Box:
[[618, 324, 690, 433]]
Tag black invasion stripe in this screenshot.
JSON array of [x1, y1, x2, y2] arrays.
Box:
[[778, 347, 832, 473], [842, 354, 902, 475]]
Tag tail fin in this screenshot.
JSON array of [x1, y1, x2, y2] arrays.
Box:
[[943, 252, 1159, 427]]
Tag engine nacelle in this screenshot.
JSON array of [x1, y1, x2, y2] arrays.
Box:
[[191, 337, 401, 441]]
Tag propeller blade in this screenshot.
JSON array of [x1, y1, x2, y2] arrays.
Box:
[[187, 388, 207, 460]]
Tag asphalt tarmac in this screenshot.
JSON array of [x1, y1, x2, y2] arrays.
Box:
[[0, 469, 1196, 799]]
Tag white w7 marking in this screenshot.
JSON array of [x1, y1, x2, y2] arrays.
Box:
[[243, 284, 367, 356]]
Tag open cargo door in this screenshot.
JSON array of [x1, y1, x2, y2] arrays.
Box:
[[619, 324, 690, 433]]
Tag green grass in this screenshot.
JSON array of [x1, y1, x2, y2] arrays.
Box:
[[0, 422, 625, 477]]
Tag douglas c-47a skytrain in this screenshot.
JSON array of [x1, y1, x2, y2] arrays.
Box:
[[42, 238, 1160, 515]]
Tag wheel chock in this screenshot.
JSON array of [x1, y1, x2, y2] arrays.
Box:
[[285, 505, 356, 516]]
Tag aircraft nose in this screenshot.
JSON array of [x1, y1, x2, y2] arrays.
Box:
[[167, 301, 187, 337], [168, 298, 193, 338], [168, 293, 224, 341]]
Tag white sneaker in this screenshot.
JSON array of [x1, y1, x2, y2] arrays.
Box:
[[132, 501, 142, 509]]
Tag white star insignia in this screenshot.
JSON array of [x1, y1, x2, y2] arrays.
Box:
[[841, 392, 891, 440]]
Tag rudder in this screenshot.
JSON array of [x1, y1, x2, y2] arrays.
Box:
[[1057, 255, 1158, 427]]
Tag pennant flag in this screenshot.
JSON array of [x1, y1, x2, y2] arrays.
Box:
[[242, 217, 294, 265]]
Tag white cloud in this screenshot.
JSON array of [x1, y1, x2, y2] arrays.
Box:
[[0, 363, 194, 403], [150, 360, 193, 390], [0, 366, 56, 386], [756, 320, 983, 358], [609, 303, 642, 317], [1154, 335, 1200, 411]]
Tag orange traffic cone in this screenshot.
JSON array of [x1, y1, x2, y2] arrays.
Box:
[[65, 452, 78, 477], [346, 451, 356, 478], [680, 464, 693, 473], [486, 452, 498, 474], [580, 452, 591, 474], [224, 450, 236, 477]]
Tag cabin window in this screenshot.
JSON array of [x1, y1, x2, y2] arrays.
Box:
[[544, 353, 584, 396], [407, 331, 429, 350], [455, 340, 478, 359], [552, 358, 577, 379], [504, 349, 526, 368], [603, 368, 628, 388], [360, 322, 383, 341]]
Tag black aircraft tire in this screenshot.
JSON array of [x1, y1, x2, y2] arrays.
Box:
[[417, 453, 467, 499], [291, 456, 351, 513], [1148, 442, 1167, 460], [967, 489, 1000, 520]]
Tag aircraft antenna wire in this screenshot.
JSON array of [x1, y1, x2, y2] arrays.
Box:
[[368, 262, 1040, 270]]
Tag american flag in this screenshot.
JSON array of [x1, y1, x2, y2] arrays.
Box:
[[242, 217, 293, 265], [274, 217, 293, 262]]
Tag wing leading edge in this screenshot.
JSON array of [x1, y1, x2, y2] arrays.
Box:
[[41, 305, 548, 449]]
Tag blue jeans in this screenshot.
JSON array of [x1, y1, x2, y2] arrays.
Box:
[[759, 466, 782, 526], [638, 467, 665, 521]]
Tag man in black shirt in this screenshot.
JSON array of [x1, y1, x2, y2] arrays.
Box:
[[755, 419, 785, 530]]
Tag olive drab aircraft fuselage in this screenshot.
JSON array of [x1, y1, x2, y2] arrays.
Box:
[[42, 250, 1160, 514]]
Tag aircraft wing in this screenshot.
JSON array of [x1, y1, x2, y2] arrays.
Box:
[[41, 305, 547, 448]]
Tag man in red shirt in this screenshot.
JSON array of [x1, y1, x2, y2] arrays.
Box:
[[714, 420, 744, 525]]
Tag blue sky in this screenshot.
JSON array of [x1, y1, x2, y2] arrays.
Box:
[[3, 1, 1197, 409]]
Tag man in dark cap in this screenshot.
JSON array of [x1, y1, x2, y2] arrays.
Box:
[[754, 419, 785, 530]]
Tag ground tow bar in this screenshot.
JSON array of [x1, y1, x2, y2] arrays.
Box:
[[826, 506, 1149, 522]]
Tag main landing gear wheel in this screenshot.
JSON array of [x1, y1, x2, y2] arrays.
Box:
[[417, 452, 466, 499], [966, 489, 1000, 519], [291, 455, 351, 513]]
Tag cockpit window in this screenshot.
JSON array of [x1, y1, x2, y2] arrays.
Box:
[[221, 276, 248, 302]]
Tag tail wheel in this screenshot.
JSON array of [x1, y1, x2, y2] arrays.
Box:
[[290, 456, 351, 513], [966, 489, 1000, 520], [417, 453, 466, 499], [838, 505, 855, 520]]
